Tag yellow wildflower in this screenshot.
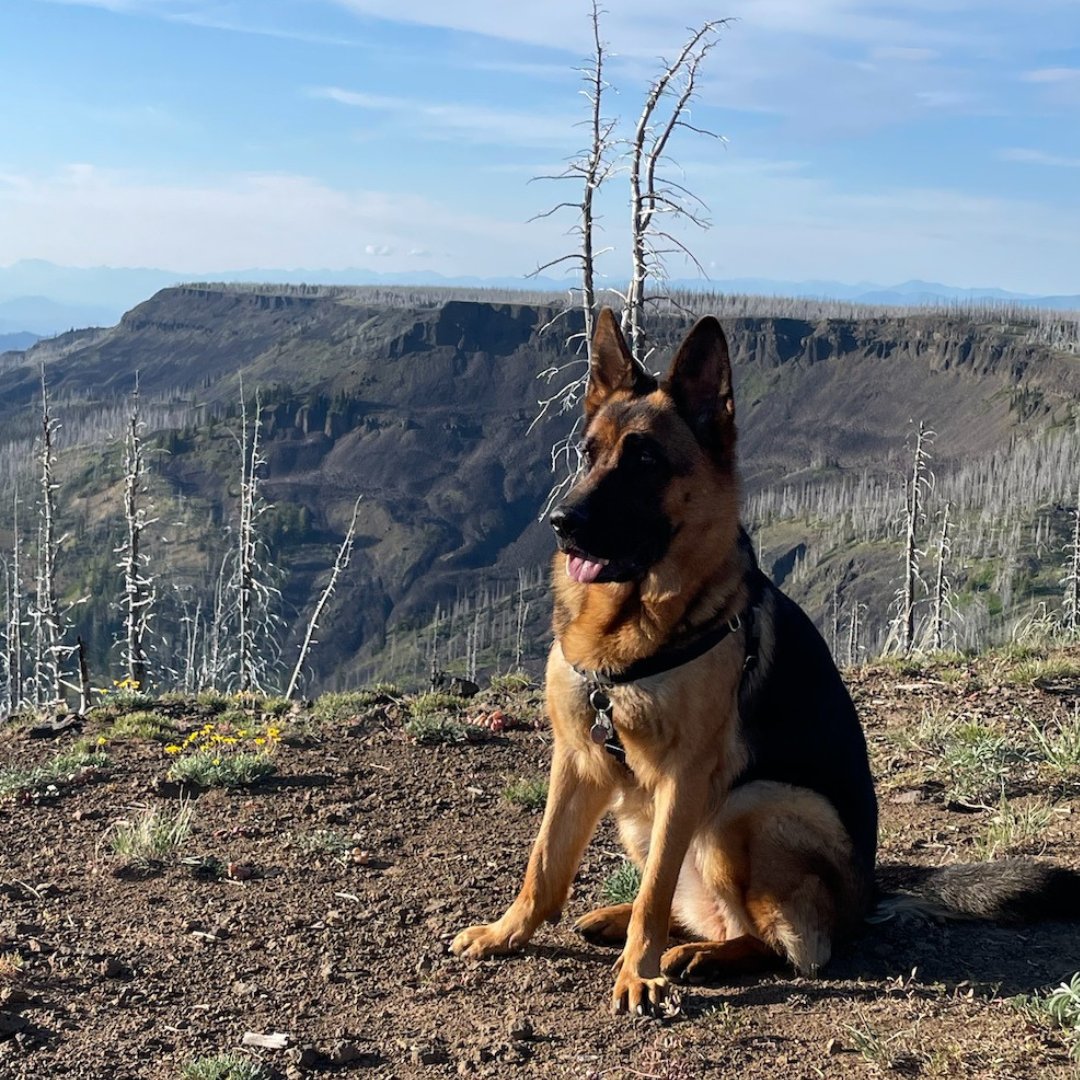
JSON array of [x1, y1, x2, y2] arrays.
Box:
[[164, 745, 182, 754]]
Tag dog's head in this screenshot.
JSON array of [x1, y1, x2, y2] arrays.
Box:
[[551, 308, 738, 585]]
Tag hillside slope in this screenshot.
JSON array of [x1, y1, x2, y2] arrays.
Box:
[[0, 288, 1077, 691]]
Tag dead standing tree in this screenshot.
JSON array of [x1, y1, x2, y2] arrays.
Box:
[[531, 9, 729, 511], [1065, 476, 1080, 636], [622, 21, 726, 362], [229, 386, 281, 692], [928, 500, 953, 652], [284, 496, 362, 701], [2, 492, 26, 712], [33, 364, 69, 706], [116, 377, 157, 688], [889, 421, 934, 654], [530, 1, 618, 514]]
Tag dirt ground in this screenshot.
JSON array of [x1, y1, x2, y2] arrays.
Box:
[[2, 649, 1080, 1080]]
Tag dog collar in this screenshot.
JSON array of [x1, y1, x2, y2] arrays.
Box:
[[573, 606, 750, 688], [574, 604, 759, 769]]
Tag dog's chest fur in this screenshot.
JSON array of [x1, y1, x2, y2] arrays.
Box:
[[547, 641, 750, 798]]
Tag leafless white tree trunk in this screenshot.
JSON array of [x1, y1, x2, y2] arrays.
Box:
[[930, 501, 952, 651], [285, 496, 362, 701], [3, 492, 26, 711], [117, 377, 157, 688], [224, 385, 281, 692], [623, 21, 726, 361], [1065, 476, 1080, 636], [34, 364, 67, 705], [888, 421, 933, 654], [531, 0, 616, 361]]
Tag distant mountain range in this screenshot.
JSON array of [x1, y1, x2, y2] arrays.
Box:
[[1, 258, 1077, 337]]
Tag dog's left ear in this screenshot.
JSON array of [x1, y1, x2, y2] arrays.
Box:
[[665, 316, 736, 459], [586, 308, 655, 420]]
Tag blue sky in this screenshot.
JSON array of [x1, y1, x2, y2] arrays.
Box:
[[1, 0, 1078, 292]]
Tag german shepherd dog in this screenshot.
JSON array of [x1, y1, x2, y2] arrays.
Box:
[[451, 309, 1079, 1015]]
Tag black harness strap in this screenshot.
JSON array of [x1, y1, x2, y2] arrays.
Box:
[[575, 602, 762, 769]]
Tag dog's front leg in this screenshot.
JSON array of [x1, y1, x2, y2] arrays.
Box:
[[451, 745, 611, 960], [612, 772, 707, 1015]]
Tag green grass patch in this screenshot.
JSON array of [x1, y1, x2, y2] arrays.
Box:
[[293, 828, 355, 863], [166, 748, 276, 788], [407, 691, 468, 717], [313, 685, 398, 725], [601, 860, 642, 905], [105, 710, 177, 742], [108, 801, 194, 868], [194, 689, 231, 714], [1029, 708, 1080, 774], [502, 776, 548, 811], [180, 1054, 268, 1080], [403, 714, 487, 745], [973, 796, 1055, 860], [940, 726, 1028, 805], [488, 671, 533, 694], [0, 746, 109, 799], [1009, 656, 1080, 687], [1013, 973, 1080, 1062]]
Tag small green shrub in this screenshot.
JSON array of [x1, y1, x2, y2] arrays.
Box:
[[294, 828, 354, 862], [108, 801, 194, 867], [408, 691, 467, 717], [503, 777, 548, 811], [0, 747, 108, 799], [180, 1054, 268, 1080], [167, 749, 276, 788], [488, 671, 533, 694], [195, 689, 231, 714], [1014, 973, 1080, 1061], [601, 860, 642, 905], [106, 710, 176, 742], [403, 715, 485, 745], [314, 686, 397, 725]]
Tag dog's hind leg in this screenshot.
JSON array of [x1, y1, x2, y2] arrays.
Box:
[[574, 903, 634, 945], [678, 781, 868, 981], [661, 935, 782, 982], [575, 904, 690, 946]]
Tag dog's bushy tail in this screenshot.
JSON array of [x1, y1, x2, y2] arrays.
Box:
[[875, 859, 1080, 924]]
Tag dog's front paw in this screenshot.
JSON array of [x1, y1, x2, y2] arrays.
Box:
[[610, 966, 673, 1017], [449, 921, 526, 960]]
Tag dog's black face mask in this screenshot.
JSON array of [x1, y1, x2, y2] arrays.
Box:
[[550, 308, 735, 586], [550, 423, 675, 584]]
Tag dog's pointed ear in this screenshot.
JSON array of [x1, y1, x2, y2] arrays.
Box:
[[585, 308, 652, 419], [665, 316, 736, 458]]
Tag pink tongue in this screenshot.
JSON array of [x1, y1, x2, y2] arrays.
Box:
[[566, 554, 607, 584]]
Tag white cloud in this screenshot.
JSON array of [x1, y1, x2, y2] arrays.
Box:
[[0, 164, 551, 274], [999, 147, 1080, 168], [1023, 67, 1080, 83], [869, 46, 939, 62], [308, 86, 577, 147]]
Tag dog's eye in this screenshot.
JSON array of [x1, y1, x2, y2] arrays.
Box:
[[579, 439, 598, 467], [624, 435, 661, 468]]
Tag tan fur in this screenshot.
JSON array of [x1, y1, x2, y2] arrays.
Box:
[[450, 310, 859, 1015]]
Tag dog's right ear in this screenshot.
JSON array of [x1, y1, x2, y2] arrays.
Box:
[[585, 308, 652, 420]]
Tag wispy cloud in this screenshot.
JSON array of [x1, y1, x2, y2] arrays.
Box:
[[36, 0, 367, 45], [308, 86, 576, 147], [1023, 67, 1080, 83], [0, 164, 552, 273], [999, 147, 1080, 169]]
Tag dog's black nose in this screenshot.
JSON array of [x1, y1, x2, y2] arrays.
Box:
[[550, 505, 585, 539]]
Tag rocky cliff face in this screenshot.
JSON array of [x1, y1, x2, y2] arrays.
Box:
[[1, 288, 1075, 688]]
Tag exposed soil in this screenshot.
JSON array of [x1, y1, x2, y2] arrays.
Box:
[[2, 651, 1080, 1079]]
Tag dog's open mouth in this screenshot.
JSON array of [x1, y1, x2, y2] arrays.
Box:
[[563, 548, 638, 584]]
